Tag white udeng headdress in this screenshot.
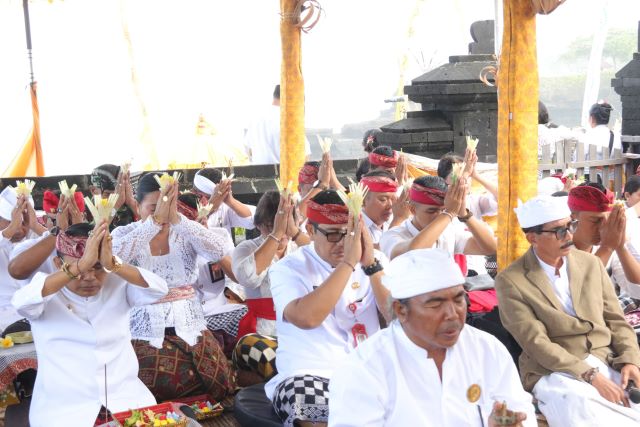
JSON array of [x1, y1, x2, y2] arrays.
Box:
[[382, 249, 465, 299], [514, 195, 571, 228]]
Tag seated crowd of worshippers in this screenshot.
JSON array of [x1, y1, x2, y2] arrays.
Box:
[[2, 128, 640, 427]]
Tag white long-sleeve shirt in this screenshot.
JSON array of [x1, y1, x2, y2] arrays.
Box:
[[0, 229, 38, 330], [112, 215, 234, 347], [329, 321, 537, 427], [12, 269, 168, 427]]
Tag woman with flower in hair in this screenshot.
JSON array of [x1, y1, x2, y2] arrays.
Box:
[[112, 173, 236, 402]]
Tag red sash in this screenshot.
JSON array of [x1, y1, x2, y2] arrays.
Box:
[[453, 254, 468, 277], [236, 298, 276, 339]]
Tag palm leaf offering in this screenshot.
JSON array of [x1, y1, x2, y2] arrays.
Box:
[[451, 162, 465, 185], [466, 135, 479, 152], [58, 180, 77, 198], [221, 171, 235, 181], [14, 179, 35, 197], [316, 135, 333, 154], [275, 178, 294, 197], [337, 182, 368, 220], [154, 172, 182, 191], [196, 201, 214, 220], [84, 194, 119, 223], [121, 159, 132, 175]]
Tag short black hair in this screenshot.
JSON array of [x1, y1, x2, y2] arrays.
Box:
[[437, 153, 464, 179], [91, 164, 120, 192], [196, 168, 223, 185], [273, 85, 280, 100], [414, 175, 447, 193], [589, 102, 612, 126], [254, 191, 280, 230], [135, 173, 161, 203], [356, 158, 370, 182], [370, 145, 394, 158], [362, 129, 382, 153], [178, 192, 199, 210], [551, 191, 569, 197], [578, 181, 607, 193], [311, 189, 345, 206], [625, 175, 640, 196], [56, 222, 93, 258], [538, 101, 550, 125]]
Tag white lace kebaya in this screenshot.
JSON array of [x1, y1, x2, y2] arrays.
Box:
[[112, 214, 234, 348]]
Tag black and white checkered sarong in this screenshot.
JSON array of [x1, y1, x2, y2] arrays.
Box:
[[272, 375, 330, 427], [204, 305, 248, 337]]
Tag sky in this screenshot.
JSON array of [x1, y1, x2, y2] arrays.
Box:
[[0, 0, 639, 175]]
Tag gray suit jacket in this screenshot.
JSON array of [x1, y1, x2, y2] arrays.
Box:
[[495, 247, 640, 391]]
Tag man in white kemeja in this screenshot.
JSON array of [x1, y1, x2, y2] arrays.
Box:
[[0, 186, 47, 331], [266, 190, 390, 427], [329, 249, 536, 427], [12, 221, 168, 427]]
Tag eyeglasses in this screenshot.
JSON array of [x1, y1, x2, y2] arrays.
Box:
[[538, 220, 578, 240], [311, 222, 348, 243]]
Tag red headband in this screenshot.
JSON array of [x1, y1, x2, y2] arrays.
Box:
[[298, 164, 319, 185], [177, 200, 198, 221], [306, 200, 349, 225], [42, 191, 86, 214], [56, 232, 87, 259], [550, 173, 567, 184], [369, 151, 399, 168], [409, 183, 446, 206], [568, 186, 614, 212], [360, 176, 398, 193]]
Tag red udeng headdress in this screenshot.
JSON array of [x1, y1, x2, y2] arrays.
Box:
[[43, 190, 86, 213], [369, 150, 399, 168], [56, 232, 87, 258], [298, 164, 319, 185], [306, 200, 349, 224], [360, 176, 398, 194], [568, 185, 614, 212], [409, 182, 446, 206]]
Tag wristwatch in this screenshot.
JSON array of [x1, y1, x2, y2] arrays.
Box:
[[49, 226, 61, 237], [362, 258, 384, 276], [103, 255, 123, 274], [312, 180, 328, 191], [458, 209, 473, 223]]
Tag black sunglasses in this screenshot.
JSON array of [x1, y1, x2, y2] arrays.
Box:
[[538, 220, 578, 240], [310, 222, 348, 243]]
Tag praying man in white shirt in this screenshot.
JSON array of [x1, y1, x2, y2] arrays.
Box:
[[12, 221, 168, 427], [265, 190, 390, 427], [360, 170, 404, 247], [329, 248, 535, 427], [379, 175, 496, 262]]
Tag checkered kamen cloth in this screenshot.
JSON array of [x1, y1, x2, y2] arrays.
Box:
[[272, 374, 330, 427], [205, 305, 248, 337], [232, 333, 278, 380]]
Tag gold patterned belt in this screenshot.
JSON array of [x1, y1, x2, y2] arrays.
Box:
[[153, 285, 195, 304]]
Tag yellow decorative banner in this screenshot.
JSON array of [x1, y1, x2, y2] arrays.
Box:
[[279, 0, 307, 187], [497, 0, 539, 270]]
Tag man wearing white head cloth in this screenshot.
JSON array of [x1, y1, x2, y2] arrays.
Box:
[[496, 195, 640, 426], [0, 186, 47, 330], [192, 168, 256, 236], [329, 249, 535, 427]]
